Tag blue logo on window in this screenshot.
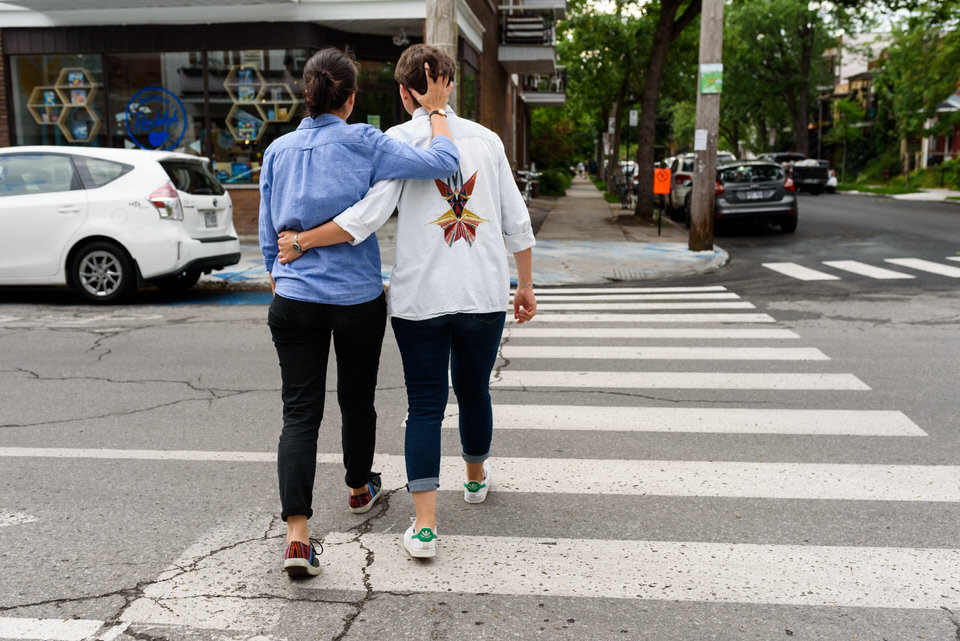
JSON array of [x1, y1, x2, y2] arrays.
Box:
[[126, 87, 187, 151]]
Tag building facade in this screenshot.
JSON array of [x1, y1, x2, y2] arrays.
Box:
[[0, 0, 565, 233]]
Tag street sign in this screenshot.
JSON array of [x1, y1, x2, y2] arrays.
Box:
[[629, 109, 638, 127], [654, 168, 672, 194]]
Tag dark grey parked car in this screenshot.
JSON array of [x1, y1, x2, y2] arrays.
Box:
[[714, 161, 799, 233]]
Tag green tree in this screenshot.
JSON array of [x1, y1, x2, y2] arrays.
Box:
[[874, 1, 960, 187], [825, 97, 866, 182]]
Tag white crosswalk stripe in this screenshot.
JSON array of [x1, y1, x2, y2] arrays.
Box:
[[499, 345, 829, 360], [762, 262, 841, 280], [947, 256, 960, 263], [492, 370, 869, 390], [822, 260, 915, 279], [520, 286, 728, 294], [502, 327, 800, 338], [440, 405, 925, 436], [527, 312, 776, 323], [884, 257, 960, 277], [533, 301, 756, 311], [524, 292, 741, 301]]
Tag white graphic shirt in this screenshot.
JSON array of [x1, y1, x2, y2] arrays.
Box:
[[334, 106, 536, 321]]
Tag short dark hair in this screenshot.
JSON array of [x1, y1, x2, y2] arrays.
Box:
[[303, 48, 358, 117], [394, 44, 457, 108]]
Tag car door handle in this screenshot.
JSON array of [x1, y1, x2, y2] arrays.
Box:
[[57, 205, 81, 215]]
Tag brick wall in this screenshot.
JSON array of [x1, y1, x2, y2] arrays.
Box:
[[227, 188, 260, 236], [0, 30, 9, 148]]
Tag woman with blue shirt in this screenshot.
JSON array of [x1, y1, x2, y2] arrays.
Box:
[[258, 47, 458, 577]]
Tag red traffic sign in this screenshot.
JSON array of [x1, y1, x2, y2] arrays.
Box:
[[653, 168, 672, 195]]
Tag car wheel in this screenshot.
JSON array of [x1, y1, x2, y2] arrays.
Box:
[[780, 217, 798, 234], [153, 269, 201, 293], [71, 241, 136, 304]]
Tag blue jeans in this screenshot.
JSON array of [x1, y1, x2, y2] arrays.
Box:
[[391, 312, 506, 492]]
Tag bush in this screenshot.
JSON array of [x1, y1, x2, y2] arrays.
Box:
[[538, 168, 572, 197]]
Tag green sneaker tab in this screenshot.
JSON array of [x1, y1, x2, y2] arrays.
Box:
[[464, 481, 486, 493], [414, 528, 437, 542]]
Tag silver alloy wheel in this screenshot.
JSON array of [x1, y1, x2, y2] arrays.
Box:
[[78, 250, 124, 298]]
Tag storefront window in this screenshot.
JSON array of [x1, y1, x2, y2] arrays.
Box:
[[105, 52, 204, 154], [10, 54, 107, 147], [207, 49, 309, 184], [7, 47, 405, 184], [353, 60, 402, 132], [459, 61, 478, 121]]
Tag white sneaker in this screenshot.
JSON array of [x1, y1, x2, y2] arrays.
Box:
[[403, 518, 438, 558], [463, 460, 491, 504]]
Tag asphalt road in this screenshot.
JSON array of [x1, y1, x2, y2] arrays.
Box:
[[1, 192, 959, 641]]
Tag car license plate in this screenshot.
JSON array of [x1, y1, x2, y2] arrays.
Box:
[[745, 191, 764, 200], [203, 211, 217, 228]]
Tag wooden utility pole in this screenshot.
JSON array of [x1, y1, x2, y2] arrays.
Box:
[[425, 0, 459, 112], [688, 0, 724, 251]]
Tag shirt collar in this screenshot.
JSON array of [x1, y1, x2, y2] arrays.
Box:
[[297, 113, 344, 130], [412, 104, 456, 119]]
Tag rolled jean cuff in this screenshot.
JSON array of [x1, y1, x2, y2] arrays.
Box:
[[462, 451, 489, 464], [406, 476, 440, 493]]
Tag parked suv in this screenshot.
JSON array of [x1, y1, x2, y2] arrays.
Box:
[[666, 151, 736, 222], [0, 146, 241, 302], [759, 152, 830, 194]]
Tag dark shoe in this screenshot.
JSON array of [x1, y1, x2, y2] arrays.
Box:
[[282, 540, 322, 577], [348, 475, 382, 514]]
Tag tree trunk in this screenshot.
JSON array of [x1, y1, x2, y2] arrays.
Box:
[[634, 0, 701, 218], [793, 13, 815, 156], [607, 77, 629, 183]]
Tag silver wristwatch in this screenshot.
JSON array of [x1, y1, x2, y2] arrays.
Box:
[[292, 233, 302, 253]]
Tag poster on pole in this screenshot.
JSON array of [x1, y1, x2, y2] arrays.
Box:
[[608, 116, 615, 134], [694, 129, 708, 151], [699, 63, 723, 94], [629, 109, 638, 127]]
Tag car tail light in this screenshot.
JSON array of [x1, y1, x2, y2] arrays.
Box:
[[784, 177, 796, 192], [148, 182, 184, 220], [715, 180, 724, 196], [829, 169, 836, 178], [675, 175, 686, 185]]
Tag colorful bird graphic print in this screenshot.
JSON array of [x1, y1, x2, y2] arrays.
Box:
[[427, 170, 488, 246]]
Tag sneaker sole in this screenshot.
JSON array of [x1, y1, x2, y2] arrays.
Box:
[[283, 558, 321, 577], [463, 489, 488, 504], [349, 488, 381, 514], [404, 541, 436, 559]]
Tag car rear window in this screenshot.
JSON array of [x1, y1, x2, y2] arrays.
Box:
[[161, 160, 226, 196], [73, 156, 134, 188], [719, 165, 785, 183]]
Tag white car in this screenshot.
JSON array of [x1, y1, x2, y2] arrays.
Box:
[[0, 146, 241, 302]]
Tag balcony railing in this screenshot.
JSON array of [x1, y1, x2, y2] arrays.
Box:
[[500, 13, 557, 46], [521, 69, 565, 94]]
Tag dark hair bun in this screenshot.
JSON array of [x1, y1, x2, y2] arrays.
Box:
[[303, 48, 358, 117]]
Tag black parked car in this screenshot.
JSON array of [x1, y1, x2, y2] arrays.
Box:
[[758, 151, 830, 194], [714, 161, 799, 233]]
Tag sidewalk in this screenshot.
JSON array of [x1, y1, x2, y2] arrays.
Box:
[[840, 187, 960, 202], [201, 176, 728, 289]]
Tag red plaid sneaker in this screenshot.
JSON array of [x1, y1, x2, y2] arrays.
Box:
[[282, 539, 322, 577], [348, 475, 382, 514]]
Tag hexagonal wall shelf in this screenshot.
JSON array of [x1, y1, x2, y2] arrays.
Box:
[[224, 65, 265, 110], [27, 86, 65, 126], [258, 83, 299, 122], [225, 104, 266, 144], [58, 104, 102, 143]]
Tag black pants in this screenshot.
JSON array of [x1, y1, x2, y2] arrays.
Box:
[[268, 292, 386, 521]]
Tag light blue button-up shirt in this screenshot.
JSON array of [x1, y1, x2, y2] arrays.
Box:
[[258, 113, 460, 305]]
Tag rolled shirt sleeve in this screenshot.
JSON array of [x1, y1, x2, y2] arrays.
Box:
[[367, 126, 460, 182], [497, 147, 536, 254], [333, 179, 404, 246]]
